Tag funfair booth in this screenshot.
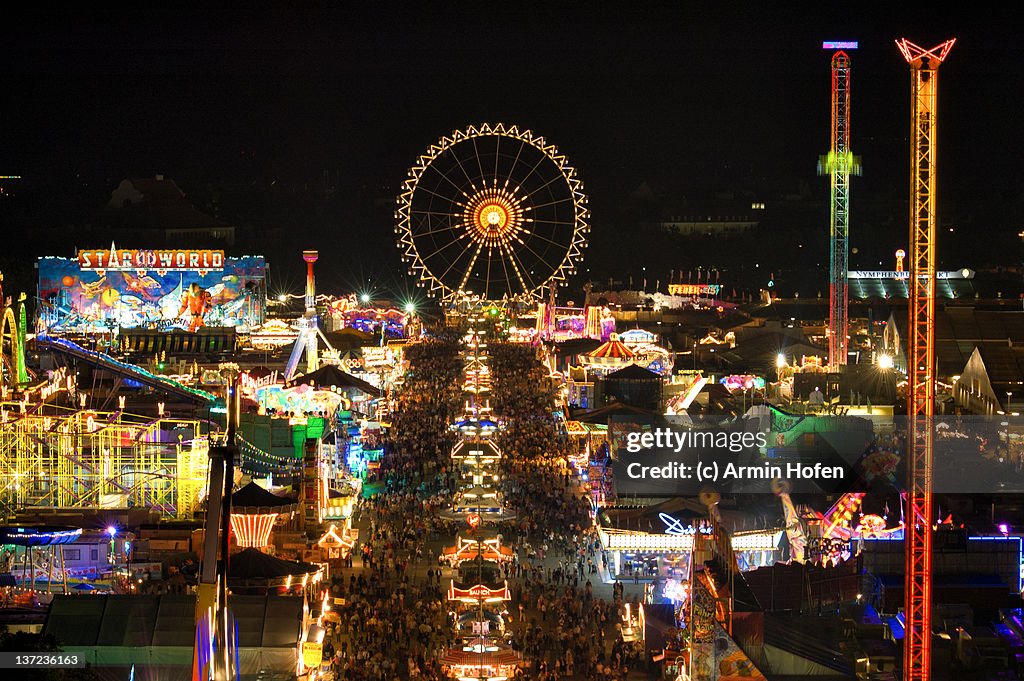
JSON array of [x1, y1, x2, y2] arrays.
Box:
[[441, 532, 515, 568], [440, 643, 523, 681], [597, 504, 714, 582]]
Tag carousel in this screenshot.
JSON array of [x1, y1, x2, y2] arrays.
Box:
[[577, 334, 637, 375], [0, 525, 82, 597], [229, 482, 298, 549], [453, 610, 508, 639], [440, 641, 523, 681]]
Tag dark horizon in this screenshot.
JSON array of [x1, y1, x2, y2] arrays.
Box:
[[2, 5, 1022, 298]]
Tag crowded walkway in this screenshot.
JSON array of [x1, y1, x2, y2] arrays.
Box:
[[325, 335, 648, 680]]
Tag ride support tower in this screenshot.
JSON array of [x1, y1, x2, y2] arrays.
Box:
[[819, 41, 861, 370], [896, 37, 955, 681]]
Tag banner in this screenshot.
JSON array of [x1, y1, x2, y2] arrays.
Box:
[[690, 578, 716, 681], [301, 641, 323, 669]]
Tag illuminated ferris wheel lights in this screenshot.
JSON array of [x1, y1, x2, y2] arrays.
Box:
[[395, 122, 588, 301]]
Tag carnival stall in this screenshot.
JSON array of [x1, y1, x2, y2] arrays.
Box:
[[597, 502, 713, 583], [316, 523, 358, 562]]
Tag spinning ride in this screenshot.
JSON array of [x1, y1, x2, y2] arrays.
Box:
[[396, 123, 589, 303]]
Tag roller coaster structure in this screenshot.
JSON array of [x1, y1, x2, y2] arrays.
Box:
[[0, 404, 208, 519], [0, 292, 30, 396]]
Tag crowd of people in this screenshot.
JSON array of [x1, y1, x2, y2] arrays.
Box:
[[326, 339, 464, 681], [490, 344, 592, 539], [487, 344, 642, 680], [323, 333, 641, 680]]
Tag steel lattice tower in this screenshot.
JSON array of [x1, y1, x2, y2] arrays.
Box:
[[819, 44, 860, 369], [897, 37, 955, 681]]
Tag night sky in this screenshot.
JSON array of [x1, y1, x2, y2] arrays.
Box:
[[2, 5, 1022, 298]]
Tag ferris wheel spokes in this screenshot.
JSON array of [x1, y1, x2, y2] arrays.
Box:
[[396, 123, 589, 302]]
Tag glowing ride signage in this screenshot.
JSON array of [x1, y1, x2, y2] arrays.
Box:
[[848, 269, 973, 280], [78, 248, 225, 272], [448, 583, 512, 601], [667, 283, 722, 296]]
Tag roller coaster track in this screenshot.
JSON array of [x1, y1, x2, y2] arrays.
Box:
[[36, 336, 215, 403]]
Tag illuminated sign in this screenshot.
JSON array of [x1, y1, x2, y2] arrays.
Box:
[[361, 347, 394, 368], [848, 269, 973, 280], [31, 367, 75, 402], [301, 641, 323, 670], [806, 536, 856, 565], [660, 513, 714, 536], [448, 584, 512, 601], [78, 247, 225, 272], [599, 528, 695, 551], [38, 254, 266, 332], [240, 370, 281, 397], [822, 41, 859, 49], [720, 375, 766, 392], [731, 531, 783, 551], [668, 284, 722, 296]]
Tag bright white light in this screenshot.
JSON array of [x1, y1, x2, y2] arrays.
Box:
[[361, 293, 371, 303], [277, 294, 287, 302], [776, 353, 786, 369], [877, 353, 894, 369], [404, 303, 415, 313]]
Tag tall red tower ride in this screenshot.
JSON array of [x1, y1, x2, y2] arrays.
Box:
[[897, 37, 955, 681], [820, 41, 861, 369]]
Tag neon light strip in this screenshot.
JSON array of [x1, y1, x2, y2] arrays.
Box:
[[968, 536, 1024, 592], [230, 513, 278, 548]]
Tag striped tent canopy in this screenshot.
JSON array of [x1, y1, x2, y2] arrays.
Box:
[[579, 334, 636, 368]]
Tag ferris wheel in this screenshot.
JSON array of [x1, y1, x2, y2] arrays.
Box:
[[396, 123, 589, 302]]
